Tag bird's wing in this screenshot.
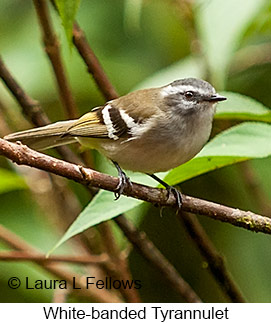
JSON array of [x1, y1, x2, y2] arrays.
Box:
[[66, 105, 131, 140], [65, 108, 109, 138], [67, 88, 159, 140]]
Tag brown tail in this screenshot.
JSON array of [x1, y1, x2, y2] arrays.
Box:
[[4, 120, 77, 150]]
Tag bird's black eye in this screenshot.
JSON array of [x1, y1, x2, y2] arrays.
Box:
[[184, 91, 194, 99]]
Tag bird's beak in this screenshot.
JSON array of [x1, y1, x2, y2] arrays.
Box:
[[207, 94, 227, 102]]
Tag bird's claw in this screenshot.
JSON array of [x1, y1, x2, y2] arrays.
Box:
[[114, 171, 131, 200], [113, 162, 131, 200], [166, 186, 183, 210], [147, 173, 182, 210]]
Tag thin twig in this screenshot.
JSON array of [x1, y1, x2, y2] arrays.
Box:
[[72, 22, 118, 101], [114, 215, 202, 302], [0, 224, 121, 302], [98, 222, 141, 302], [179, 211, 246, 303], [0, 250, 108, 265], [50, 0, 118, 100], [33, 0, 78, 119], [0, 138, 270, 235]]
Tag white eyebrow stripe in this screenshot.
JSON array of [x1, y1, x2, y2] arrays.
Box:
[[160, 85, 179, 97], [102, 105, 119, 140], [161, 84, 208, 97]]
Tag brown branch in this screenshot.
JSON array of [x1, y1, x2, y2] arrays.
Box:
[[72, 22, 118, 101], [33, 0, 78, 119], [114, 215, 202, 303], [179, 211, 246, 303], [98, 222, 141, 302], [0, 250, 108, 265], [0, 224, 121, 302], [0, 138, 270, 235]]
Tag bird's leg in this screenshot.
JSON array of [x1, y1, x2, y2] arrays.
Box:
[[147, 173, 182, 209], [113, 161, 131, 200]]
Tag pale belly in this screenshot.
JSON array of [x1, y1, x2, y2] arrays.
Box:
[[79, 123, 211, 173], [100, 140, 198, 173]]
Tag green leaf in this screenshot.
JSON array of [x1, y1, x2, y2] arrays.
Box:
[[215, 92, 271, 122], [52, 122, 271, 251], [134, 56, 204, 90], [50, 172, 156, 254], [0, 169, 27, 194], [50, 191, 141, 254], [196, 0, 266, 88], [55, 0, 80, 47]]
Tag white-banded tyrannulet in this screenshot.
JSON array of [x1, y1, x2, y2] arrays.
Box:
[[4, 78, 226, 207]]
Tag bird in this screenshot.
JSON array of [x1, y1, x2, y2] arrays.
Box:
[[4, 78, 226, 208]]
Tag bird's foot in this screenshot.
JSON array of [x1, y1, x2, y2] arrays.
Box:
[[113, 161, 131, 200], [166, 186, 182, 210], [147, 173, 182, 209]]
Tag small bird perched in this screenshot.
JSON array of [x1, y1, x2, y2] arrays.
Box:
[[4, 78, 226, 207]]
